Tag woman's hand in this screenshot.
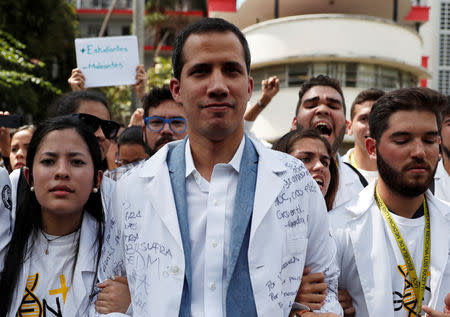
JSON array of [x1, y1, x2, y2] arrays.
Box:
[[338, 289, 355, 317], [68, 68, 86, 91], [95, 276, 131, 314], [294, 267, 327, 310]]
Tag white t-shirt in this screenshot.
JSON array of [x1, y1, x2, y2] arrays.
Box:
[[342, 148, 378, 185], [15, 229, 80, 316], [383, 211, 431, 316]]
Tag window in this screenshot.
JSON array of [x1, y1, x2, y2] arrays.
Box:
[[253, 62, 417, 91], [288, 63, 309, 87], [345, 63, 357, 87], [356, 64, 376, 88], [439, 70, 450, 95], [266, 65, 286, 88], [122, 25, 130, 36], [87, 24, 103, 37]]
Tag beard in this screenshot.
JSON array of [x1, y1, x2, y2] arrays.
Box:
[[377, 148, 437, 198], [442, 144, 450, 160], [296, 123, 346, 154]]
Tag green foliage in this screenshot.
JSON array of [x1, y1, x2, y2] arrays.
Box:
[[148, 56, 173, 87], [0, 0, 77, 121], [100, 85, 133, 124]]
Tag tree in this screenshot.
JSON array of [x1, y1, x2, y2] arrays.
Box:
[[0, 30, 62, 118], [0, 0, 78, 121]]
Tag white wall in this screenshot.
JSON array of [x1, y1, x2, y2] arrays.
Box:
[[244, 14, 425, 75]]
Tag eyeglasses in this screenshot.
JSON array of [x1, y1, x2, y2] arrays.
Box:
[[144, 116, 187, 134], [73, 113, 120, 139], [115, 152, 148, 167]]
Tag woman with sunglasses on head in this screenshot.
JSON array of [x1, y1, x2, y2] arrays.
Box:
[[51, 90, 120, 172], [0, 116, 106, 315]]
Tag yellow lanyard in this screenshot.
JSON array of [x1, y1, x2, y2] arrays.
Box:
[[349, 151, 358, 169], [374, 187, 431, 315]]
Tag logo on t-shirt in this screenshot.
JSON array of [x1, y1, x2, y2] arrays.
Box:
[[392, 264, 431, 317], [17, 273, 69, 317], [2, 184, 11, 211]]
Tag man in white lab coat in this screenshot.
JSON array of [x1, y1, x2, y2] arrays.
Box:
[[97, 18, 342, 316], [330, 87, 450, 316], [291, 75, 364, 208], [434, 97, 450, 202]]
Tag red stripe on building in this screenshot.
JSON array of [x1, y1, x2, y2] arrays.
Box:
[[207, 0, 236, 14], [165, 10, 204, 16], [421, 56, 429, 68], [420, 79, 427, 87], [76, 8, 132, 15], [404, 6, 430, 22], [144, 45, 173, 51], [77, 9, 203, 16]]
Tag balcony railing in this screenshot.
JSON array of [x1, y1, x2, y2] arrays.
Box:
[[74, 0, 205, 11], [76, 0, 132, 9]]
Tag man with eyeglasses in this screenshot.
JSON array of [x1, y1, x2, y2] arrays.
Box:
[[142, 85, 187, 155]]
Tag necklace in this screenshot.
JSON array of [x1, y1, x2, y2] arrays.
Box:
[[40, 227, 81, 255]]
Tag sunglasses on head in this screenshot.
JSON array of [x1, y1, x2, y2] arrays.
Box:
[[73, 113, 120, 139]]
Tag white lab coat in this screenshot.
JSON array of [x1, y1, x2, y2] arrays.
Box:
[[434, 159, 450, 203], [0, 208, 102, 316], [98, 138, 343, 316], [333, 155, 365, 208], [329, 181, 450, 316]]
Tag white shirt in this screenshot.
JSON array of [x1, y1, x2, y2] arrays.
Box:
[[185, 137, 245, 317], [434, 159, 450, 203], [16, 230, 80, 316], [383, 213, 431, 316], [334, 155, 365, 208], [342, 148, 378, 185]]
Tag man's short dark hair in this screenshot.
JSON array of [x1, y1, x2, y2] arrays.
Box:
[[142, 85, 177, 117], [350, 88, 385, 121], [295, 75, 346, 116], [369, 87, 447, 142], [172, 17, 251, 80], [118, 126, 150, 154]]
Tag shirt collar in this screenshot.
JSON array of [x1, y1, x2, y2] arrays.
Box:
[[185, 136, 246, 178]]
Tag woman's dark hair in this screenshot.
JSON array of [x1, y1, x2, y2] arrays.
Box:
[[50, 90, 111, 118], [0, 116, 104, 313], [273, 128, 339, 210]]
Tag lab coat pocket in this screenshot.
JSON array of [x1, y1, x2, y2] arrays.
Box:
[[286, 232, 307, 255]]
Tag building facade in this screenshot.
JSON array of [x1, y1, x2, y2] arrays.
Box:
[[211, 0, 431, 144]]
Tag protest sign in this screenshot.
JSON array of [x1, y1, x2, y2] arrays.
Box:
[[75, 35, 139, 88]]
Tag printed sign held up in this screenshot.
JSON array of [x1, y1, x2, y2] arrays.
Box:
[[75, 35, 139, 88]]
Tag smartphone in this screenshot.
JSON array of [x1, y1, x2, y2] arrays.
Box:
[[0, 114, 23, 129]]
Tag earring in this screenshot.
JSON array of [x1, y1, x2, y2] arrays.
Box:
[[92, 187, 98, 194], [30, 186, 34, 192]]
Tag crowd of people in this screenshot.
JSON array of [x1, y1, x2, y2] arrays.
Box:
[[0, 17, 449, 317]]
